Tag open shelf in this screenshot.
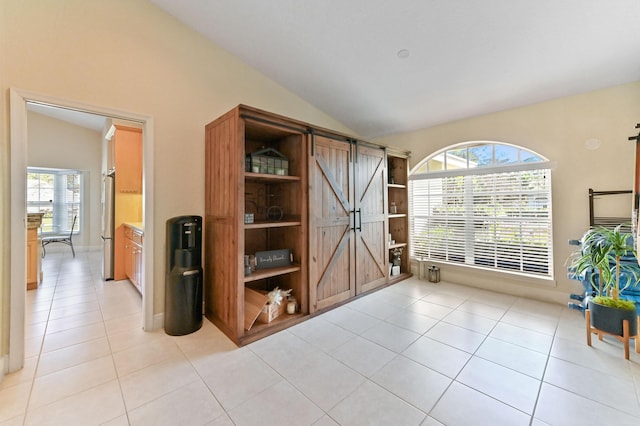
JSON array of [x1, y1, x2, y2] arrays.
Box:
[[245, 172, 301, 182], [388, 183, 406, 189], [243, 263, 301, 283], [388, 213, 407, 219], [244, 219, 302, 229], [389, 242, 407, 249]]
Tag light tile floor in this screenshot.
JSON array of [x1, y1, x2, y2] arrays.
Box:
[[2, 248, 640, 425]]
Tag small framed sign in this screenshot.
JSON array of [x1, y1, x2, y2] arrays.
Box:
[[255, 249, 292, 269]]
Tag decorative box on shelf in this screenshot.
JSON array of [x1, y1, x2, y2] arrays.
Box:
[[246, 147, 289, 175], [257, 298, 287, 324]]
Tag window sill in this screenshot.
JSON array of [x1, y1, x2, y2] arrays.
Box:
[[412, 258, 557, 288]]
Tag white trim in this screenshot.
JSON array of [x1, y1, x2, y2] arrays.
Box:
[[153, 313, 165, 331], [410, 160, 557, 180], [9, 89, 27, 372], [8, 88, 156, 373]]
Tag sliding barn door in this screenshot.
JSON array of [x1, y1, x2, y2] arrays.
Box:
[[355, 144, 388, 293], [309, 136, 355, 312]]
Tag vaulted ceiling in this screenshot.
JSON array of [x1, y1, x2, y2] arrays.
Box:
[[150, 0, 640, 139]]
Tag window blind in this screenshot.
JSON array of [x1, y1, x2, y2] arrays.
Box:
[[410, 168, 552, 277]]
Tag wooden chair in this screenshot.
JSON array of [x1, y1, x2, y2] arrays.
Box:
[[42, 215, 77, 258]]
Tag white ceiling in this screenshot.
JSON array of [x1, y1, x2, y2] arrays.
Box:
[[151, 0, 640, 139], [27, 102, 107, 132]]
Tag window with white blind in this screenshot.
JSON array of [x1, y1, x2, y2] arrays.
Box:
[[410, 142, 553, 278], [27, 167, 82, 236]]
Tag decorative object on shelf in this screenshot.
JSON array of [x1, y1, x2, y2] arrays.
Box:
[[267, 286, 292, 306], [255, 249, 293, 269], [247, 147, 289, 175], [389, 201, 397, 214], [255, 286, 291, 324], [287, 296, 297, 314], [428, 265, 441, 283], [244, 255, 252, 276], [389, 173, 395, 185], [244, 213, 254, 224], [391, 247, 403, 266], [267, 205, 284, 221]]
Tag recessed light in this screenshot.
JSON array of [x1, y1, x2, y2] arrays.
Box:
[[397, 49, 410, 59]]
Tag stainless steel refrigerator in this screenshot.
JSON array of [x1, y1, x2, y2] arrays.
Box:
[[101, 169, 115, 280]]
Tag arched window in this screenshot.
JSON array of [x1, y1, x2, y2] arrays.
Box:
[[410, 141, 553, 278]]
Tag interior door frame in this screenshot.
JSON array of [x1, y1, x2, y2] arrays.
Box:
[[8, 88, 155, 373]]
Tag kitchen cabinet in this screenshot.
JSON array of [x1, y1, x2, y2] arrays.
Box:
[[124, 224, 143, 294], [27, 213, 44, 290], [113, 125, 142, 194], [111, 125, 143, 280]]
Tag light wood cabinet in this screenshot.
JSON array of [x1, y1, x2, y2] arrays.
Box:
[[112, 125, 143, 280], [27, 213, 44, 290], [27, 228, 39, 290], [113, 125, 142, 194], [124, 225, 143, 294], [204, 105, 411, 344]]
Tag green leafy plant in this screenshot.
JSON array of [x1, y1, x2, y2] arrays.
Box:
[[568, 224, 639, 301], [592, 295, 636, 311]]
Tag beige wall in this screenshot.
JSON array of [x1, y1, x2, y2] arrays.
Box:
[[0, 0, 354, 358], [2, 0, 639, 363], [375, 81, 640, 303], [27, 111, 103, 247]]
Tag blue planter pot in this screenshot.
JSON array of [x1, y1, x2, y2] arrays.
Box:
[[588, 299, 638, 337]]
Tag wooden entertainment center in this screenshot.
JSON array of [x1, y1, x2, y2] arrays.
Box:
[[204, 105, 411, 345]]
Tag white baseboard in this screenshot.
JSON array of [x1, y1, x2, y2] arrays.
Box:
[[151, 313, 164, 331]]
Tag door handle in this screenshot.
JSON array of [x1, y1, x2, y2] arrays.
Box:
[[350, 210, 355, 231], [356, 208, 362, 231]]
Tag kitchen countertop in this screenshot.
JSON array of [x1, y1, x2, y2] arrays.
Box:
[[124, 222, 144, 234], [27, 213, 44, 229]]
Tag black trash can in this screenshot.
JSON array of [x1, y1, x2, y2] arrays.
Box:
[[164, 216, 203, 336]]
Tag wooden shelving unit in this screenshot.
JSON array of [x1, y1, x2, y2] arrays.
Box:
[[205, 105, 412, 345], [387, 151, 411, 281], [204, 105, 309, 346]]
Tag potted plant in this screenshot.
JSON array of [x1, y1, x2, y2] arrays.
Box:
[[568, 224, 639, 337]]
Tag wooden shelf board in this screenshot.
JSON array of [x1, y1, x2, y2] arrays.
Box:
[[243, 264, 301, 282], [245, 172, 301, 182], [239, 312, 309, 345], [387, 272, 413, 285], [388, 214, 407, 219], [389, 243, 407, 249], [244, 220, 301, 229]]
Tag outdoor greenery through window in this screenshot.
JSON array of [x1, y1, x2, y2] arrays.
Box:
[[27, 168, 81, 235], [410, 142, 553, 278]]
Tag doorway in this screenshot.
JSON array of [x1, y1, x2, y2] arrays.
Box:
[[8, 88, 155, 373]]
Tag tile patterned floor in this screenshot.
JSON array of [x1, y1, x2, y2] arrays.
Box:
[[2, 248, 640, 425]]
